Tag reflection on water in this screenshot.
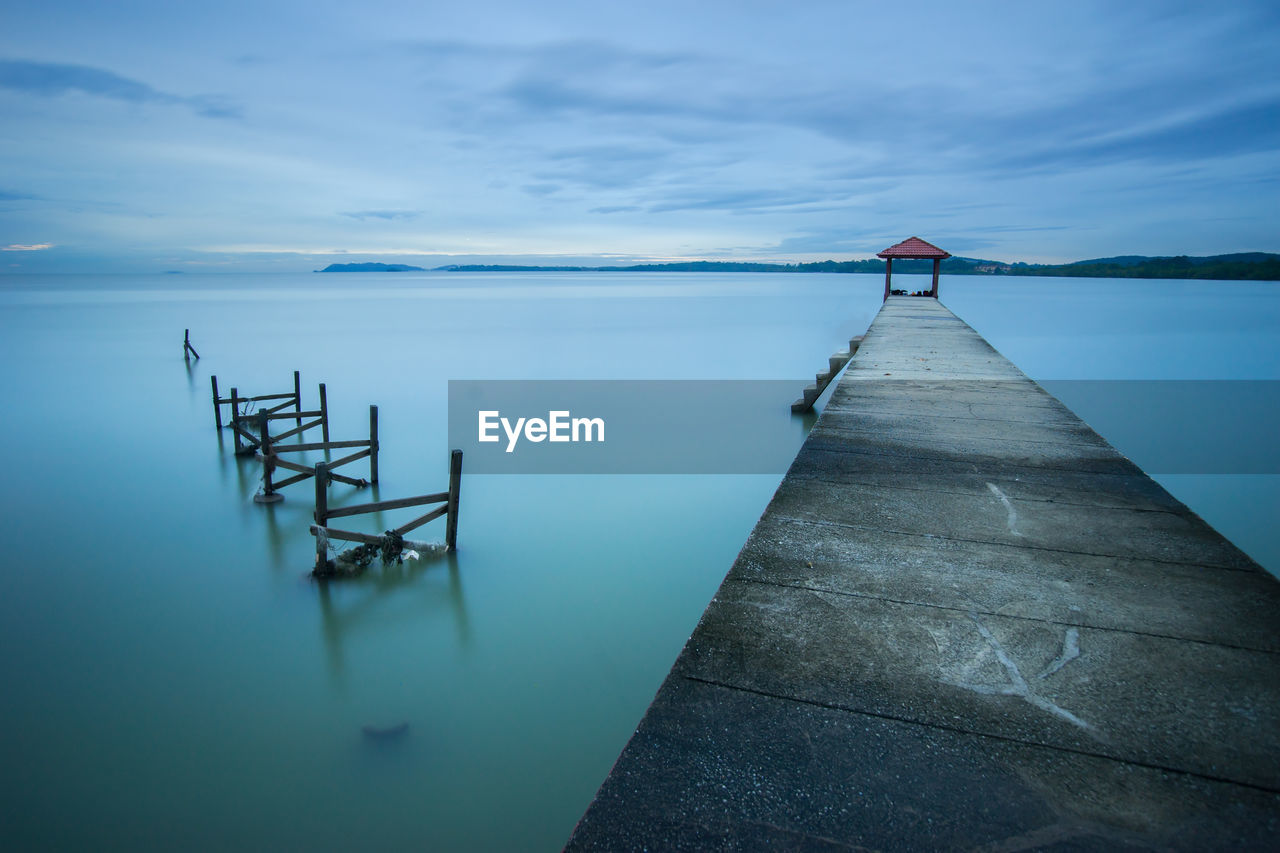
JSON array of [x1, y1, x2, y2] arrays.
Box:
[[0, 270, 1274, 850], [317, 551, 470, 686]]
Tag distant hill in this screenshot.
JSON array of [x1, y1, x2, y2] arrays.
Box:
[[1003, 253, 1280, 281], [317, 262, 426, 272], [1069, 256, 1153, 267], [433, 264, 593, 272], [434, 253, 1280, 281], [1071, 252, 1279, 268]]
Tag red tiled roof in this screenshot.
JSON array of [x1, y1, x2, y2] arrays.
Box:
[[876, 236, 951, 259]]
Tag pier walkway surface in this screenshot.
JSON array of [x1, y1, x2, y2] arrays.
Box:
[[567, 297, 1280, 850]]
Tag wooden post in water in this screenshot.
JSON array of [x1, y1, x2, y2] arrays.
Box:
[[254, 410, 283, 503], [319, 383, 330, 445], [211, 375, 222, 429], [230, 387, 243, 453], [293, 370, 302, 430], [883, 257, 894, 301], [446, 449, 463, 551], [183, 329, 200, 360], [369, 405, 379, 484], [314, 461, 330, 573]]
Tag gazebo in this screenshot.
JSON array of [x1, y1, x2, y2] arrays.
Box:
[[877, 236, 951, 301]]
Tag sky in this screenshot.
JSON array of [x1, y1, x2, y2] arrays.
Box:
[[1, 0, 1278, 273]]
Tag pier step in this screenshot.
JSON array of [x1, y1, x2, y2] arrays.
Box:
[[791, 336, 863, 413]]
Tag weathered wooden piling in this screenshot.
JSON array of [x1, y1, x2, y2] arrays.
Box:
[[369, 405, 379, 484], [211, 375, 222, 429], [314, 461, 332, 573], [446, 448, 462, 551], [183, 329, 200, 360], [293, 370, 302, 430], [230, 387, 243, 453], [253, 410, 284, 503], [319, 383, 330, 445]]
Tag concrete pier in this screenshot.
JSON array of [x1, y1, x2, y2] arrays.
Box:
[[567, 297, 1280, 849]]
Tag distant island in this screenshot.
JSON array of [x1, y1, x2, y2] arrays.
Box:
[[433, 253, 1280, 281], [317, 262, 426, 272]]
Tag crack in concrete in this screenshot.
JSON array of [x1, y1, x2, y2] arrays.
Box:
[[944, 613, 1092, 731], [1038, 627, 1081, 679], [987, 481, 1025, 537]]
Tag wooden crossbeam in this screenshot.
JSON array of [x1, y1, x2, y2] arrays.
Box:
[[230, 422, 261, 449], [309, 525, 435, 551], [273, 471, 313, 490], [272, 439, 370, 453], [393, 504, 449, 536], [328, 447, 371, 469], [266, 456, 314, 475], [269, 417, 324, 443], [323, 492, 449, 521], [264, 409, 322, 421]]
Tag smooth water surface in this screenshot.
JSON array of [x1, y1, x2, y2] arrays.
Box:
[[0, 271, 876, 851], [0, 271, 1274, 850]]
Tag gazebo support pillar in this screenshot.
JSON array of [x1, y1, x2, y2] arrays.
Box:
[[883, 258, 893, 301], [931, 258, 940, 298]]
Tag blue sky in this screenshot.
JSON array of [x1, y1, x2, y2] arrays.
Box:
[[1, 0, 1277, 272]]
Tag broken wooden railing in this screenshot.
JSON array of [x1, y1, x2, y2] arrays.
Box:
[[254, 403, 378, 503], [311, 449, 462, 575], [227, 382, 330, 457], [211, 371, 304, 431]]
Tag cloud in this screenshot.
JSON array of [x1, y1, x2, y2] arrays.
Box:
[[409, 37, 696, 78], [0, 59, 240, 118], [404, 38, 730, 137], [340, 210, 421, 221], [764, 229, 894, 256], [1040, 97, 1280, 168], [402, 21, 1280, 188], [538, 144, 675, 190], [646, 187, 854, 215], [967, 224, 1075, 235], [3, 5, 1277, 270], [2, 242, 54, 251]]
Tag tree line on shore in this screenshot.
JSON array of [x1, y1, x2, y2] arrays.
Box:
[[322, 252, 1280, 281], [440, 253, 1280, 281]]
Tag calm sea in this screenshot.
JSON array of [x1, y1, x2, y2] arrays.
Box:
[[0, 271, 1274, 850]]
